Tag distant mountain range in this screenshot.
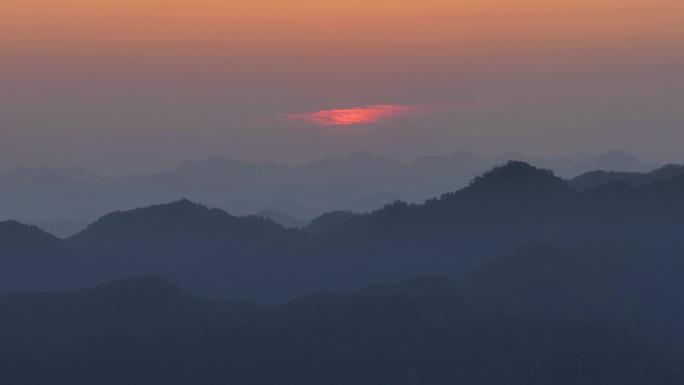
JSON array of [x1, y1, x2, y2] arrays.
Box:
[[4, 161, 684, 382], [4, 160, 684, 303], [0, 275, 682, 385], [0, 150, 666, 232], [569, 164, 684, 190]]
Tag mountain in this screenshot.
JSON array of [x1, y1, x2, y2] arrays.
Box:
[[570, 164, 684, 190], [493, 151, 594, 178], [468, 239, 684, 349], [0, 151, 658, 223], [257, 209, 309, 228], [0, 276, 681, 385], [0, 221, 106, 293], [340, 192, 403, 212], [214, 200, 323, 220], [289, 161, 684, 298], [443, 160, 576, 205], [341, 161, 576, 234], [4, 159, 684, 383], [0, 167, 86, 199], [6, 161, 684, 302], [71, 199, 287, 248], [411, 150, 488, 174], [492, 151, 656, 178], [68, 200, 306, 300], [301, 210, 362, 235], [0, 220, 61, 251], [582, 150, 652, 173], [0, 276, 233, 350], [26, 218, 90, 239]]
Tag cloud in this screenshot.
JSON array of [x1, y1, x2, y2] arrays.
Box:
[[284, 104, 430, 126]]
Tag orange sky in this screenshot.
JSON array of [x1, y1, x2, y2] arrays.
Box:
[[1, 0, 683, 171], [4, 0, 682, 91], [3, 0, 683, 55]]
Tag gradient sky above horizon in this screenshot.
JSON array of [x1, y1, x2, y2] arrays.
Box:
[[1, 0, 683, 173]]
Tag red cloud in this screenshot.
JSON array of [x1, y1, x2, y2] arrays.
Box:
[[284, 104, 427, 126]]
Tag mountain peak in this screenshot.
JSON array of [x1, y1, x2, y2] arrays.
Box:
[[470, 161, 560, 187], [0, 220, 59, 248], [167, 198, 200, 208], [452, 161, 575, 203], [0, 220, 52, 234], [124, 199, 209, 216], [70, 200, 284, 247]]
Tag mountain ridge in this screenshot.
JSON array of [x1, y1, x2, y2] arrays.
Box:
[[4, 161, 684, 302], [0, 275, 682, 385], [0, 150, 665, 224]]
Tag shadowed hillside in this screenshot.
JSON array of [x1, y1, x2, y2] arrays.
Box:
[[0, 277, 681, 385], [570, 164, 684, 191], [468, 239, 684, 350], [4, 162, 684, 302], [0, 221, 107, 293], [0, 151, 661, 226]]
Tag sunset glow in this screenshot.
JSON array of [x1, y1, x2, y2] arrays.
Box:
[[1, 0, 683, 169], [285, 105, 427, 126]]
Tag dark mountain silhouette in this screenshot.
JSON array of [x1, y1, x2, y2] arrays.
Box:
[[570, 164, 684, 190], [0, 276, 681, 385], [5, 161, 684, 302], [491, 150, 657, 177], [25, 218, 90, 239], [0, 276, 235, 350], [4, 159, 684, 383], [71, 199, 287, 248], [325, 161, 577, 244], [0, 220, 61, 251], [493, 151, 593, 177], [431, 160, 577, 220], [468, 239, 684, 349], [0, 221, 106, 293], [68, 200, 307, 300]]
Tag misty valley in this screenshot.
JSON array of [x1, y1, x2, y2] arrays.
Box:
[[2, 161, 684, 384]]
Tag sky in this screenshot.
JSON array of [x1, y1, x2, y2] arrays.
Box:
[[1, 0, 683, 173]]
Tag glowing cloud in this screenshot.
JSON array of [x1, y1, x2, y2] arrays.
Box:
[[285, 105, 428, 126]]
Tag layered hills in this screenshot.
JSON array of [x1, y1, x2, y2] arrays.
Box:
[[0, 276, 681, 385], [3, 161, 684, 302]]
